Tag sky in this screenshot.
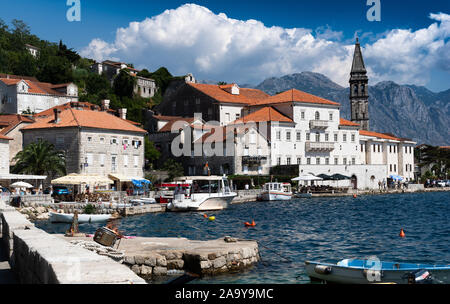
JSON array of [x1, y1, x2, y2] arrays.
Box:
[[1, 0, 449, 91]]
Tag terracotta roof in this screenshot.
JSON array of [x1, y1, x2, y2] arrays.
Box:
[[158, 117, 196, 133], [23, 107, 146, 134], [0, 114, 34, 135], [251, 89, 340, 106], [359, 130, 401, 141], [35, 102, 101, 118], [196, 124, 263, 144], [0, 77, 73, 96], [153, 115, 184, 121], [339, 118, 360, 127], [188, 83, 268, 104], [230, 107, 293, 124], [439, 146, 450, 150], [0, 134, 13, 140]]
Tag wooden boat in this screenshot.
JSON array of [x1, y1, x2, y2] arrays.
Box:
[[305, 259, 450, 284], [259, 183, 292, 201], [49, 212, 112, 223]]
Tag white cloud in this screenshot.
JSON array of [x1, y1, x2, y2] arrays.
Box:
[[80, 4, 450, 88]]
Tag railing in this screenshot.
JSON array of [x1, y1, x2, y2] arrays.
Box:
[[305, 141, 335, 152], [309, 120, 329, 129]]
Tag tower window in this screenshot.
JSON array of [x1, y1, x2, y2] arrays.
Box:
[[315, 111, 320, 120]]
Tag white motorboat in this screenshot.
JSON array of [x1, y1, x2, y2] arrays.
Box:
[[130, 197, 157, 205], [49, 212, 112, 223], [167, 176, 236, 212], [259, 182, 292, 201]]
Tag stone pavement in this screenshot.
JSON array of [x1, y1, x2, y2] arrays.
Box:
[[0, 237, 17, 284]]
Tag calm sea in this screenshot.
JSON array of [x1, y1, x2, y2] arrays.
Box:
[[35, 191, 450, 284]]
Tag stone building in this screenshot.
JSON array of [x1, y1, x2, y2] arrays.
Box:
[[25, 44, 39, 58], [0, 114, 35, 164], [21, 104, 147, 187], [0, 74, 78, 114], [91, 60, 157, 98]]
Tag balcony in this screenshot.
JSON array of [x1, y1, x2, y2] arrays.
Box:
[[309, 120, 329, 130], [305, 141, 335, 152]]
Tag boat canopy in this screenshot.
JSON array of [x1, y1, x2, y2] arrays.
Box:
[[174, 176, 227, 181]]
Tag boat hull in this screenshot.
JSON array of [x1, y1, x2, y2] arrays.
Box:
[[305, 260, 450, 284], [260, 191, 292, 201], [294, 193, 312, 198], [168, 193, 236, 212], [49, 212, 112, 223]]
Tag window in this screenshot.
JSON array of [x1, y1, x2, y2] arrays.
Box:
[[334, 134, 338, 142], [286, 131, 291, 141], [296, 132, 301, 141], [378, 145, 381, 153], [277, 157, 281, 166], [307, 158, 311, 165], [334, 158, 338, 165], [235, 113, 240, 120], [361, 144, 364, 152], [99, 154, 105, 167], [343, 158, 347, 165], [243, 166, 248, 174], [306, 133, 310, 141], [329, 113, 333, 121], [86, 153, 93, 166], [352, 158, 356, 165], [195, 98, 200, 105], [297, 157, 301, 165], [325, 133, 329, 142], [315, 111, 320, 120], [351, 134, 355, 142], [87, 136, 92, 142], [276, 131, 281, 140], [244, 147, 249, 156], [100, 137, 105, 143], [316, 158, 320, 165], [390, 164, 392, 171], [374, 145, 376, 153], [225, 113, 230, 122], [123, 155, 128, 167], [111, 138, 118, 145], [343, 133, 347, 142], [134, 155, 139, 168], [315, 133, 320, 142], [394, 164, 397, 171], [287, 157, 291, 165], [325, 158, 329, 165], [301, 111, 305, 119]]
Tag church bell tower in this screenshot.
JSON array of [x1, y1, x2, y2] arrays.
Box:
[[349, 38, 369, 130]]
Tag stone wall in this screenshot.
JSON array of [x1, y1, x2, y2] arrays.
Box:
[[0, 201, 146, 284]]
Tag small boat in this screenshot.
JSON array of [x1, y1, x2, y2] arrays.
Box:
[[294, 192, 312, 198], [130, 197, 157, 205], [259, 182, 292, 201], [305, 259, 450, 284], [167, 176, 236, 212], [49, 212, 112, 223]]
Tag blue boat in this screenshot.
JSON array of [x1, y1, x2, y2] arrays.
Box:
[[305, 259, 450, 284]]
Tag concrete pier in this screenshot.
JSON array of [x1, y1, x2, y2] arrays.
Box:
[[57, 235, 260, 279]]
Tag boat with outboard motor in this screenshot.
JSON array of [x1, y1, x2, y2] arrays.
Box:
[[166, 175, 237, 212], [305, 259, 450, 284], [49, 212, 112, 223], [258, 182, 292, 201]]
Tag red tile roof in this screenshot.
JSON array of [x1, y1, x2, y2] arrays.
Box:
[[0, 114, 34, 135], [230, 107, 293, 124], [23, 107, 146, 134], [0, 134, 13, 140], [158, 117, 196, 133], [359, 130, 401, 141], [339, 118, 360, 127], [0, 77, 74, 96], [188, 83, 268, 104], [34, 102, 101, 118], [251, 89, 340, 106]]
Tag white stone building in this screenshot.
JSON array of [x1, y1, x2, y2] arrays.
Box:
[[0, 75, 78, 114], [21, 104, 147, 189]]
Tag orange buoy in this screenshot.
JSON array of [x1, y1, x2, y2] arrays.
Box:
[[245, 220, 256, 227], [399, 229, 405, 238], [203, 214, 208, 218], [353, 194, 357, 198]]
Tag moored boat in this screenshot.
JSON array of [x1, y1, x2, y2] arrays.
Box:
[[294, 192, 312, 198], [167, 176, 236, 212], [49, 212, 112, 223], [305, 259, 450, 284], [259, 182, 292, 201]]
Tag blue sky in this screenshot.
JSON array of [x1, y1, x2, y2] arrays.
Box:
[[1, 0, 449, 91]]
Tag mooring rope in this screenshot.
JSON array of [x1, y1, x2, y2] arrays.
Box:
[[70, 240, 125, 262]]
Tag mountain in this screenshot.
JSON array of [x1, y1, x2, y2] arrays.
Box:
[[252, 72, 449, 146]]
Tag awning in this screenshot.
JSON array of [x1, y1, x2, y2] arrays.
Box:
[[0, 173, 47, 180], [51, 173, 114, 185], [108, 174, 149, 183]]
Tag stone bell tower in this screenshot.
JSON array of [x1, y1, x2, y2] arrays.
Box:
[[349, 37, 369, 130]]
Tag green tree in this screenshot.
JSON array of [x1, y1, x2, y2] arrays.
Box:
[[12, 139, 66, 178], [144, 137, 160, 169], [162, 159, 184, 181], [113, 70, 136, 98]]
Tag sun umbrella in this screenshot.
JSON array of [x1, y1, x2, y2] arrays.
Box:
[[317, 174, 333, 180], [330, 173, 351, 180], [10, 181, 33, 188]]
